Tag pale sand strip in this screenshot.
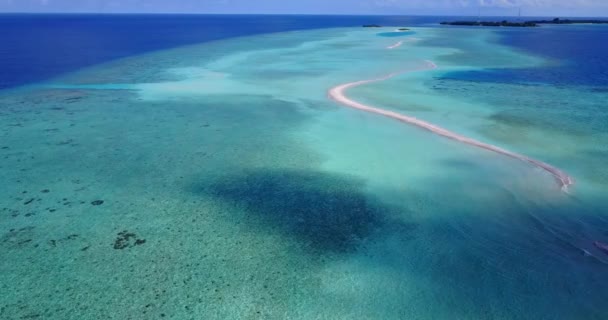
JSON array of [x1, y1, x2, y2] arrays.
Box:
[[387, 41, 404, 49], [328, 60, 574, 191]]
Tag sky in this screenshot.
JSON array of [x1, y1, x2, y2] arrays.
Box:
[[1, 0, 607, 17]]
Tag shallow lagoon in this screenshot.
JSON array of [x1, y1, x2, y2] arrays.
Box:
[[1, 26, 608, 319]]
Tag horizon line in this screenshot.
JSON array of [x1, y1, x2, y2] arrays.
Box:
[[0, 12, 607, 18]]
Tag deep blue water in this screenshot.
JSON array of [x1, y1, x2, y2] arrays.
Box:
[[3, 14, 606, 89], [447, 25, 608, 87], [0, 14, 450, 90]]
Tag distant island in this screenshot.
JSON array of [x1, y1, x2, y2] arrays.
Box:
[[440, 18, 608, 28], [441, 20, 538, 27], [527, 18, 608, 25], [362, 26, 411, 30]]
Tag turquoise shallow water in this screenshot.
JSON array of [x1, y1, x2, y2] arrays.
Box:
[[1, 26, 608, 319]]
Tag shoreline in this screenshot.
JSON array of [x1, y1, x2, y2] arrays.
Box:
[[328, 60, 574, 191]]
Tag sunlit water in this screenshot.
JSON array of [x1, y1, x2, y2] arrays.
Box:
[[1, 24, 607, 319]]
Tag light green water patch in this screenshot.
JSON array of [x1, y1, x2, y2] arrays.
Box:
[[0, 85, 336, 319], [377, 31, 416, 37], [1, 84, 510, 319], [348, 70, 494, 132], [334, 26, 606, 203], [425, 77, 608, 199]]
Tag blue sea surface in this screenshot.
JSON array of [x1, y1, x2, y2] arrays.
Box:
[[1, 14, 608, 320], [0, 14, 449, 90], [3, 14, 583, 90], [444, 24, 608, 86]]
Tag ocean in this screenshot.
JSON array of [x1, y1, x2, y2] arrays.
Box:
[[0, 14, 451, 90], [1, 14, 607, 319]]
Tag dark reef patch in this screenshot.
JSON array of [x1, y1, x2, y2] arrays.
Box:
[[48, 234, 79, 247], [1, 226, 35, 249], [113, 230, 146, 250], [193, 169, 413, 254], [488, 112, 555, 129]]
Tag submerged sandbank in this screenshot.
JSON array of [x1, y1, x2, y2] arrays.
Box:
[[328, 60, 574, 191]]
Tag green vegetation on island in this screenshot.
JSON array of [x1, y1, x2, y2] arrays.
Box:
[[527, 17, 608, 25], [440, 20, 538, 27], [441, 17, 608, 28]]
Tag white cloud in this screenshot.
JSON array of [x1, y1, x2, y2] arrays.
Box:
[[362, 0, 608, 15], [382, 0, 608, 8], [0, 0, 607, 15]]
